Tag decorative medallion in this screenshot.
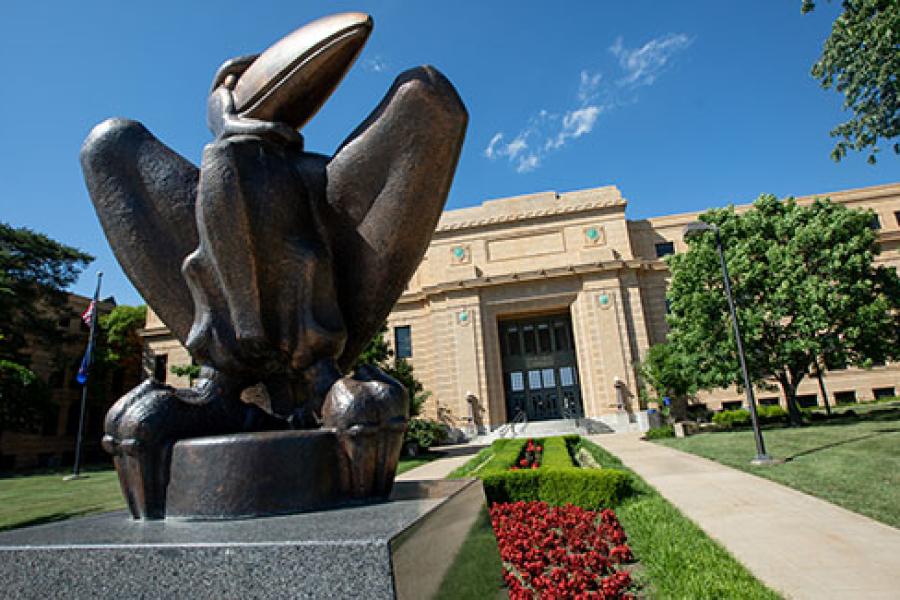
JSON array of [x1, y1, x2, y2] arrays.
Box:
[[597, 292, 612, 309], [450, 244, 470, 264], [457, 309, 471, 325], [583, 225, 605, 246]]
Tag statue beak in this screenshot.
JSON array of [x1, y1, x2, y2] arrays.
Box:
[[233, 12, 374, 130]]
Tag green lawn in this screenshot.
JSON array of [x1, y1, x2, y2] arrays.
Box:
[[0, 464, 124, 531], [0, 452, 442, 532], [435, 507, 505, 600], [656, 404, 900, 528]]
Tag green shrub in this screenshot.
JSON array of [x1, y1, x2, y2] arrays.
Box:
[[644, 425, 675, 439], [713, 406, 787, 428], [539, 437, 574, 469], [757, 405, 787, 422], [481, 467, 632, 509], [712, 409, 751, 428], [404, 418, 446, 450]]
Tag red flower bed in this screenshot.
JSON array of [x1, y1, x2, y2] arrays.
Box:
[[491, 501, 634, 599], [511, 438, 543, 471]]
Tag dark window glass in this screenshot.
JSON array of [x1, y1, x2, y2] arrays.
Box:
[[759, 397, 780, 406], [835, 391, 857, 405], [522, 325, 536, 354], [796, 394, 818, 408], [394, 325, 412, 359], [553, 321, 569, 351], [506, 326, 520, 356], [57, 317, 71, 329], [537, 323, 551, 354], [721, 400, 743, 410], [873, 387, 896, 400], [153, 354, 168, 382], [870, 214, 881, 230], [655, 241, 675, 258], [894, 211, 900, 226]]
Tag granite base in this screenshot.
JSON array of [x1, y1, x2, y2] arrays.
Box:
[[0, 479, 484, 599]]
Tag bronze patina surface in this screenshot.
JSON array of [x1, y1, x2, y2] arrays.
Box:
[[81, 12, 467, 520]]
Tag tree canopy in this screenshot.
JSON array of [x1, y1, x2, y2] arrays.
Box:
[[665, 195, 900, 424], [803, 0, 900, 163], [354, 325, 429, 418], [0, 222, 93, 363]]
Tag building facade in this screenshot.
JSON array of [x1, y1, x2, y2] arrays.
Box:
[[143, 182, 900, 432]]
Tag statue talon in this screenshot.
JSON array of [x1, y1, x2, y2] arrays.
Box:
[[323, 365, 409, 498], [81, 12, 466, 519]]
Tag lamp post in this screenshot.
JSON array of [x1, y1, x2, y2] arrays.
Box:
[[683, 222, 773, 465]]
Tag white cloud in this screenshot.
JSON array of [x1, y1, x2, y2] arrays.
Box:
[[578, 70, 602, 103], [362, 56, 388, 73], [610, 33, 691, 86], [483, 32, 691, 173]]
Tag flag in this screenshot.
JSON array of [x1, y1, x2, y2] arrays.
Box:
[[80, 300, 96, 328], [76, 337, 94, 385]]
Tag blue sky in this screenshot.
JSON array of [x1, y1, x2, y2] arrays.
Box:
[[2, 1, 897, 306]]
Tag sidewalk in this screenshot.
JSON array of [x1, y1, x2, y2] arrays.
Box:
[[396, 442, 487, 481], [589, 432, 900, 600]]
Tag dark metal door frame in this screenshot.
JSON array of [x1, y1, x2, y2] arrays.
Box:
[[498, 312, 583, 422]]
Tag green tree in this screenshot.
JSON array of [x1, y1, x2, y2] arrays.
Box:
[[0, 222, 93, 362], [0, 360, 50, 440], [98, 305, 146, 374], [638, 342, 697, 420], [666, 195, 900, 425], [803, 0, 900, 163], [170, 363, 201, 385], [0, 223, 92, 437]]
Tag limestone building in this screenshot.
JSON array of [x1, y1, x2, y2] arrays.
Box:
[[143, 182, 900, 432]]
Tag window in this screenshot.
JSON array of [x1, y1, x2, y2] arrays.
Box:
[[894, 210, 900, 226], [527, 370, 542, 391], [870, 214, 881, 230], [721, 400, 742, 410], [394, 326, 412, 359], [759, 397, 780, 406], [506, 326, 521, 356], [553, 321, 570, 351], [873, 387, 896, 400], [796, 394, 818, 408], [509, 372, 524, 392], [153, 354, 168, 383], [541, 368, 556, 389], [537, 323, 552, 354], [835, 391, 857, 405], [559, 366, 575, 387], [522, 325, 536, 354], [655, 241, 675, 258]]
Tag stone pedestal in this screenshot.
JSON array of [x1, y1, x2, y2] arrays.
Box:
[[0, 479, 484, 599]]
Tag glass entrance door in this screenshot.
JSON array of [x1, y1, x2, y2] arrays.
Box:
[[499, 313, 583, 421]]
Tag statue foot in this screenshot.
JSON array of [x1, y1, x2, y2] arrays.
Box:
[[102, 373, 280, 519], [322, 365, 409, 499]]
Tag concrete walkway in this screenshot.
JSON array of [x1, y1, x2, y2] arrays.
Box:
[[396, 442, 488, 481], [588, 432, 900, 600]]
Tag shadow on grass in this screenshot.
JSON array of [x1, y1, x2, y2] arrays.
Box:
[[782, 428, 900, 462]]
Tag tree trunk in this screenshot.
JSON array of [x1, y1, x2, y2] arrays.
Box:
[[779, 375, 803, 426], [815, 363, 831, 416]]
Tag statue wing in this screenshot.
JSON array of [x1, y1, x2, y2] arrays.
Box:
[[80, 118, 199, 344], [325, 66, 468, 370]]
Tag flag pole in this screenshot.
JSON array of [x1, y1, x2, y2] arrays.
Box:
[[66, 272, 103, 481]]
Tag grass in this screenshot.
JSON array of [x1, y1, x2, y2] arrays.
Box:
[[656, 403, 900, 528], [0, 464, 124, 531], [434, 506, 506, 600], [578, 439, 781, 599], [0, 452, 444, 532]]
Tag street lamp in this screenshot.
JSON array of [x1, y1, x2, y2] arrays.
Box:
[[683, 221, 774, 465]]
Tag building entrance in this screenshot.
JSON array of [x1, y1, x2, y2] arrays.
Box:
[[498, 312, 583, 421]]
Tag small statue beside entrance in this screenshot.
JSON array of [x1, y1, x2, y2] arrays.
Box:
[[80, 12, 467, 519]]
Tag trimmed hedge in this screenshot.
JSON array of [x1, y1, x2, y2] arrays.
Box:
[[470, 435, 633, 510], [481, 467, 632, 510], [712, 405, 787, 428]]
